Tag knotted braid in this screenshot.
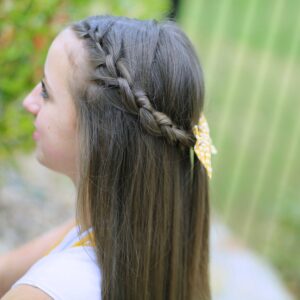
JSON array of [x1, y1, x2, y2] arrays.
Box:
[[79, 22, 196, 148]]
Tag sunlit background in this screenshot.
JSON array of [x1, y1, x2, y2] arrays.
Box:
[[0, 0, 299, 299]]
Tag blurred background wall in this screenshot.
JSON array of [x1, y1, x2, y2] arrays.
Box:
[[180, 1, 300, 297], [0, 0, 299, 299]]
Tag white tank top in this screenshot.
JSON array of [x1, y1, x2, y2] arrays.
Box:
[[12, 225, 101, 300]]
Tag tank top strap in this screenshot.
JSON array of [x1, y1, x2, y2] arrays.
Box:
[[71, 229, 95, 248], [44, 225, 95, 256]]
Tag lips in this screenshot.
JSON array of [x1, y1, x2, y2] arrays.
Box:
[[33, 122, 40, 140]]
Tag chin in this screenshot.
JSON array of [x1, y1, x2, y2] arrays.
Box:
[[34, 149, 77, 182], [34, 149, 55, 171], [35, 151, 50, 170]]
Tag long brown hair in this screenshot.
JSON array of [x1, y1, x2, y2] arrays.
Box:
[[69, 15, 210, 300]]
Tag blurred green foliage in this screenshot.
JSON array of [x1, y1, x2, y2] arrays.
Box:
[[0, 0, 170, 159]]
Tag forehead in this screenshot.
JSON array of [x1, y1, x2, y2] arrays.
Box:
[[46, 27, 84, 72], [44, 28, 89, 105]]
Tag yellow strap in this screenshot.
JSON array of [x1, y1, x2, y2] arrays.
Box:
[[43, 227, 95, 257], [43, 229, 74, 256], [71, 231, 95, 248]]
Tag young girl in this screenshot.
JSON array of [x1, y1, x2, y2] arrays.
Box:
[[1, 15, 216, 300]]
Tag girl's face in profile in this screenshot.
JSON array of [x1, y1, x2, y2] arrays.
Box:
[[23, 28, 82, 183]]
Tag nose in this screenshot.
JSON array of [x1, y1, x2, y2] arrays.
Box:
[[23, 83, 42, 115]]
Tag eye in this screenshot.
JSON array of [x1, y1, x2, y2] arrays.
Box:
[[40, 80, 49, 99]]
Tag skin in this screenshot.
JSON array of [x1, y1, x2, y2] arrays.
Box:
[[0, 219, 76, 299], [22, 27, 86, 185], [1, 28, 85, 299]]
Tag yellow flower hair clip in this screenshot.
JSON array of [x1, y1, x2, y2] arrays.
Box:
[[192, 113, 217, 179]]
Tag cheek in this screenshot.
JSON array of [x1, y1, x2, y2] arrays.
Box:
[[39, 110, 76, 142], [46, 122, 76, 155], [37, 117, 77, 172]]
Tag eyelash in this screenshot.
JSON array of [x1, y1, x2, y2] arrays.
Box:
[[40, 80, 49, 99]]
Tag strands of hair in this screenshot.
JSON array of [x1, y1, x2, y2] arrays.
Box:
[[69, 15, 210, 300], [167, 0, 180, 20]]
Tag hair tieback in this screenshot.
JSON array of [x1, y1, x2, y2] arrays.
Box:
[[192, 113, 218, 179]]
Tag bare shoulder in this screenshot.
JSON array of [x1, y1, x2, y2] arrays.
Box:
[[1, 285, 53, 300]]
